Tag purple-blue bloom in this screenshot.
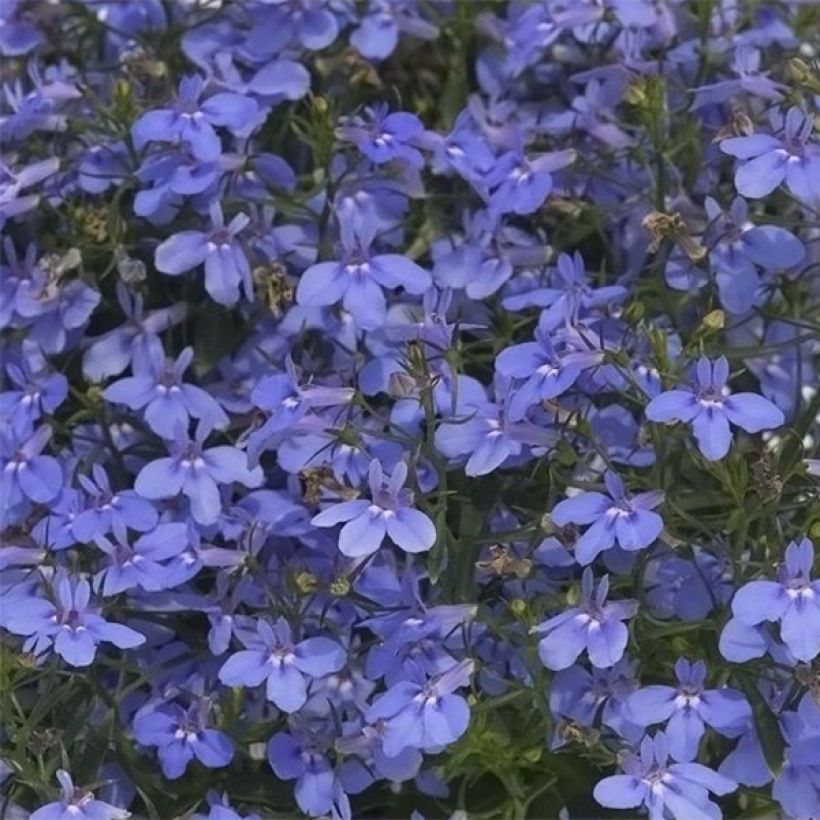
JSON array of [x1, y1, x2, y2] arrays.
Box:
[[133, 700, 234, 780], [132, 74, 257, 162], [4, 573, 145, 666], [551, 470, 665, 565], [218, 617, 346, 712], [155, 201, 252, 306], [104, 343, 228, 438], [533, 569, 638, 670], [593, 732, 737, 819], [721, 107, 820, 202], [295, 217, 432, 331], [645, 356, 784, 461], [625, 658, 750, 762], [364, 659, 475, 756], [311, 459, 436, 557], [727, 536, 820, 662], [29, 770, 129, 820]]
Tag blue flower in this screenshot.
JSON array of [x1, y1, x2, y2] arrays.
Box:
[[645, 356, 784, 461], [104, 343, 228, 438], [132, 74, 257, 161], [721, 107, 820, 202], [533, 569, 638, 670], [626, 658, 751, 762], [337, 105, 427, 169], [82, 283, 186, 382], [771, 695, 820, 818], [727, 537, 820, 662], [549, 658, 642, 748], [364, 659, 475, 756], [267, 730, 336, 817], [93, 521, 191, 596], [665, 197, 804, 314], [505, 251, 627, 328], [4, 573, 145, 667], [133, 701, 234, 780], [218, 617, 346, 712], [72, 463, 158, 542], [295, 216, 432, 331], [551, 471, 665, 565], [247, 356, 354, 462], [0, 424, 62, 518], [486, 148, 575, 216], [0, 342, 67, 435], [311, 459, 436, 557], [350, 0, 439, 61], [246, 0, 339, 53], [594, 732, 737, 819], [134, 420, 263, 525], [495, 315, 602, 421], [691, 45, 785, 109], [30, 769, 129, 820], [155, 200, 252, 306]]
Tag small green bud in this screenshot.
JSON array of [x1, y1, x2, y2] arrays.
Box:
[[329, 576, 351, 597]]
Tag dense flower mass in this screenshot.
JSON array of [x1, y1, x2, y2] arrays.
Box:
[[0, 1, 818, 818]]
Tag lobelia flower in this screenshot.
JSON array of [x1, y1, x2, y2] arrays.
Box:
[[720, 106, 820, 202], [11, 258, 101, 355], [218, 617, 346, 712], [363, 659, 475, 756], [540, 78, 633, 149], [247, 356, 354, 461], [82, 283, 187, 382], [295, 216, 432, 331], [433, 210, 548, 299], [434, 383, 557, 477], [665, 197, 804, 315], [549, 658, 641, 747], [337, 105, 427, 169], [504, 251, 627, 328], [0, 0, 44, 57], [0, 155, 59, 228], [30, 769, 130, 820], [0, 424, 62, 517], [132, 700, 234, 780], [72, 463, 158, 542], [155, 200, 253, 306], [625, 658, 751, 762], [350, 0, 439, 61], [336, 722, 422, 794], [104, 343, 228, 438], [4, 573, 145, 667], [533, 569, 638, 671], [593, 732, 737, 819], [267, 730, 336, 817], [691, 45, 785, 109], [550, 471, 665, 565], [134, 420, 264, 526], [132, 145, 221, 222], [486, 148, 575, 216], [246, 0, 339, 52], [132, 74, 257, 161], [727, 537, 820, 662], [93, 521, 192, 596], [0, 342, 67, 435], [771, 695, 820, 818], [645, 356, 784, 461], [311, 459, 437, 558], [494, 315, 602, 422]]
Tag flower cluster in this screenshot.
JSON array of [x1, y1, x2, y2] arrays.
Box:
[[1, 1, 818, 818]]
